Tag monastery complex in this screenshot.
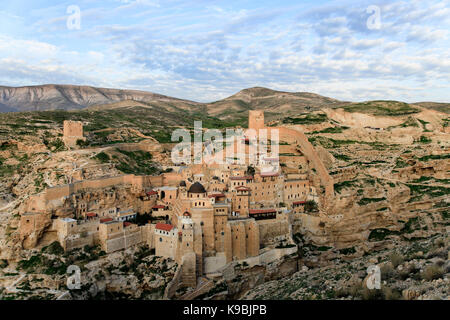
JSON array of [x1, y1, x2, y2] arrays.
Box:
[[18, 110, 335, 289]]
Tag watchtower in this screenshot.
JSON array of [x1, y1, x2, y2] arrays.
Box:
[[248, 110, 264, 130]]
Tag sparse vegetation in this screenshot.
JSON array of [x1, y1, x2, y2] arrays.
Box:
[[340, 101, 420, 116], [422, 264, 444, 281], [282, 113, 328, 125]]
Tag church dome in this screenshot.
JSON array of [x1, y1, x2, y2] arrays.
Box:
[[188, 182, 206, 194]]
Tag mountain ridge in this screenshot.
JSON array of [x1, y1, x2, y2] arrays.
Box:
[[1, 84, 448, 116], [0, 84, 199, 112]]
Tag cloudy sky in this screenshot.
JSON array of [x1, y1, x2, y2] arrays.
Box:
[[0, 0, 449, 102]]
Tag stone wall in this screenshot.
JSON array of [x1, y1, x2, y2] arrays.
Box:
[[101, 226, 144, 253], [241, 246, 298, 268], [204, 252, 227, 274], [257, 216, 290, 245]]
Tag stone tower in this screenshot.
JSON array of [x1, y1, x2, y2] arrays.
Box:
[[248, 110, 265, 130], [179, 212, 197, 287], [63, 120, 85, 148], [234, 186, 250, 217], [180, 212, 194, 254]]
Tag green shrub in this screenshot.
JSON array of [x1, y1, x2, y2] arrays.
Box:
[[0, 259, 8, 268], [417, 135, 432, 144], [380, 263, 396, 281], [422, 264, 444, 281], [304, 200, 318, 212], [94, 152, 110, 163], [339, 247, 356, 255], [42, 241, 64, 255], [358, 197, 386, 206], [389, 253, 404, 268]]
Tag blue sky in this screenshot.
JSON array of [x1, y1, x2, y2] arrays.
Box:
[[0, 0, 449, 102]]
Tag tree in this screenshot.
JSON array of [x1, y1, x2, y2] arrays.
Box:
[[246, 165, 255, 176], [305, 200, 318, 212], [76, 139, 88, 147]]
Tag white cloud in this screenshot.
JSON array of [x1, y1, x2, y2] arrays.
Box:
[[0, 0, 449, 103]]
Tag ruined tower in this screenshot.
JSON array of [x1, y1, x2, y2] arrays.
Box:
[[63, 120, 85, 148], [248, 110, 265, 130]]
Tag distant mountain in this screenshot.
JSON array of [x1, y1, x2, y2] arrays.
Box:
[[205, 87, 347, 121], [411, 102, 450, 114], [0, 84, 198, 112], [0, 84, 448, 120]]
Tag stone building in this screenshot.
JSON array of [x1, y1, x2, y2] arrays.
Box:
[[17, 109, 336, 288], [63, 120, 85, 148]]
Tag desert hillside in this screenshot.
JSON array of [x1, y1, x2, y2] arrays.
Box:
[[204, 87, 347, 121], [0, 84, 199, 112], [2, 85, 449, 121]]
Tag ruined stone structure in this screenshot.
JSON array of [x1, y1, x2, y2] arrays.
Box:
[[248, 110, 265, 130], [63, 120, 85, 148]]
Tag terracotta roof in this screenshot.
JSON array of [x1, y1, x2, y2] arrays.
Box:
[[100, 218, 113, 223], [260, 172, 279, 177], [249, 209, 277, 215], [152, 205, 165, 209], [293, 201, 306, 205], [147, 190, 158, 196], [86, 212, 96, 217], [123, 222, 132, 227], [230, 176, 253, 180], [208, 193, 225, 198], [236, 186, 250, 191], [155, 223, 174, 232]]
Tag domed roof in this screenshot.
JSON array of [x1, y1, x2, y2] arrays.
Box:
[[183, 211, 191, 217], [188, 182, 206, 193]]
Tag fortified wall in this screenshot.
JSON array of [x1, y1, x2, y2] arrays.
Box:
[[247, 111, 334, 208]]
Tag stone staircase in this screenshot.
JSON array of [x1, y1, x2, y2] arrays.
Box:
[[180, 277, 214, 300]]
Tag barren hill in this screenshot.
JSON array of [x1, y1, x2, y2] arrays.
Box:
[[0, 84, 199, 112], [1, 85, 448, 126], [205, 87, 347, 121], [412, 102, 450, 114]]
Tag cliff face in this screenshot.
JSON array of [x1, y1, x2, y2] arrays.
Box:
[[0, 84, 195, 112]]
